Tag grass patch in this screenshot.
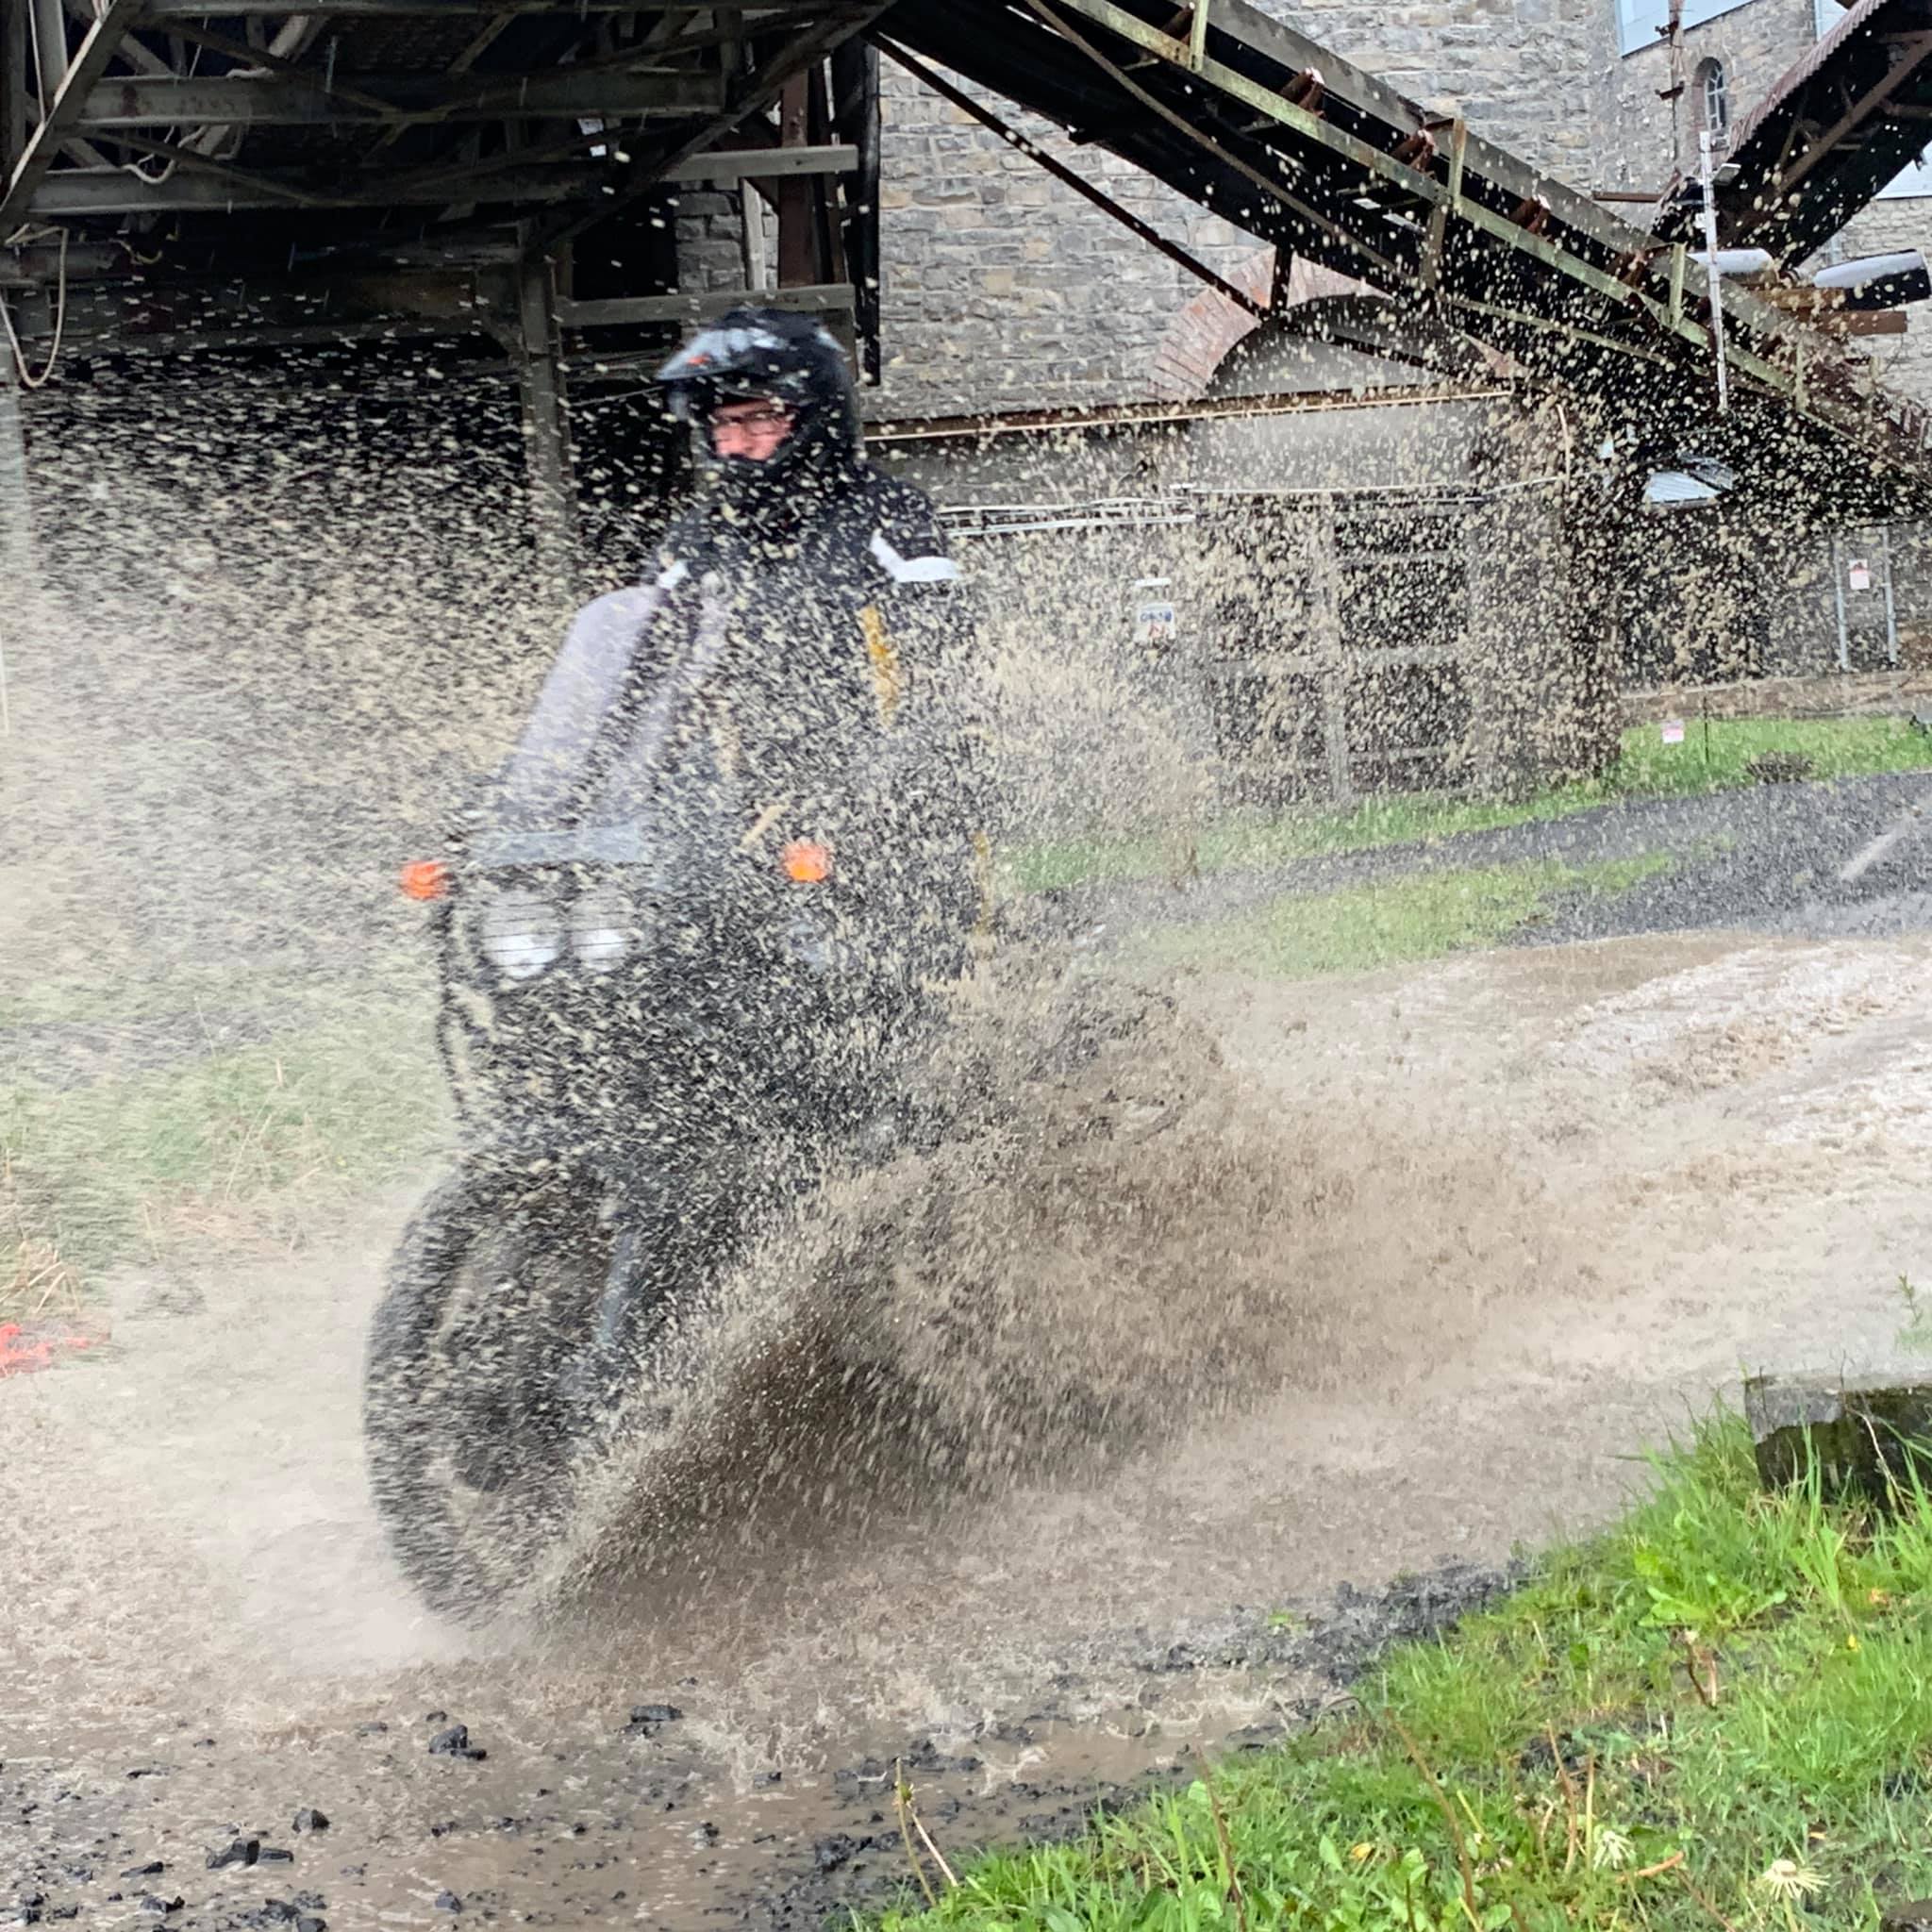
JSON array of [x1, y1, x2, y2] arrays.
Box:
[[0, 992, 449, 1303], [1010, 718, 1932, 896], [870, 1415, 1932, 1930], [1145, 856, 1670, 980], [1896, 1277, 1932, 1360]]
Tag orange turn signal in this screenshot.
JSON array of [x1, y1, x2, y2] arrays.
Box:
[[782, 839, 832, 884], [399, 858, 450, 901]]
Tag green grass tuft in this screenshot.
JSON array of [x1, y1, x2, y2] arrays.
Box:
[[1143, 855, 1670, 980], [1008, 718, 1932, 896], [1, 991, 449, 1291], [869, 1416, 1932, 1930]]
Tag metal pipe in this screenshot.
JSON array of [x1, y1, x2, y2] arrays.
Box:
[[1881, 523, 1899, 666], [1832, 532, 1851, 672], [1697, 130, 1730, 417], [30, 0, 64, 106]]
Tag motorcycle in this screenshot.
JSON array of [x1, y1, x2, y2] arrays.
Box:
[[363, 580, 984, 1618]]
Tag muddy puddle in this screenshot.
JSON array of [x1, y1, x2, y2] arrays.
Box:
[[8, 931, 1932, 1926]]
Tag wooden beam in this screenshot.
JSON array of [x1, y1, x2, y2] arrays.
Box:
[[556, 279, 850, 327], [30, 158, 600, 212], [0, 237, 123, 283], [511, 236, 578, 592], [830, 31, 878, 379], [75, 68, 723, 126], [774, 71, 815, 286], [1814, 308, 1909, 335], [140, 0, 823, 14], [662, 141, 854, 181], [0, 0, 141, 234], [1420, 115, 1463, 289], [534, 0, 891, 250]]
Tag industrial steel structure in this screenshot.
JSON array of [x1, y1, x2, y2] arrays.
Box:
[[1659, 0, 1932, 267], [8, 0, 1932, 559]]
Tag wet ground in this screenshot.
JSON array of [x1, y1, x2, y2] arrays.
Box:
[[1059, 767, 1932, 949], [8, 820, 1932, 1926]]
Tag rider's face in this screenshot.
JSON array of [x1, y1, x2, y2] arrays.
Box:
[[709, 396, 796, 463]]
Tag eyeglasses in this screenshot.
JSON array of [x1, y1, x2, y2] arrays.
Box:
[[711, 402, 794, 428]]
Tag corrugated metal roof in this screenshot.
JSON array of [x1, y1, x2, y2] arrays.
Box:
[[1726, 0, 1888, 158]]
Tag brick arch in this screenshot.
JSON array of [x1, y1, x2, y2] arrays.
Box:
[[1148, 245, 1363, 401]]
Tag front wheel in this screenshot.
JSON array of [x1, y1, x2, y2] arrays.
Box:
[[363, 1160, 636, 1620]]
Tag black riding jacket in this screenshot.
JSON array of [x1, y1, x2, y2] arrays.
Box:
[[632, 458, 993, 861]]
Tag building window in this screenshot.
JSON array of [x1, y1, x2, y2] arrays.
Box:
[[1700, 59, 1730, 145], [1617, 0, 1752, 58]]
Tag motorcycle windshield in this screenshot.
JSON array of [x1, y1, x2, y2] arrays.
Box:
[[475, 584, 741, 872], [490, 587, 667, 834]]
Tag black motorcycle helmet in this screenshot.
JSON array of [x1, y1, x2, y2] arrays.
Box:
[[655, 307, 861, 497]]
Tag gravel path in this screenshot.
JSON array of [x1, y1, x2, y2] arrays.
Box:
[[10, 927, 1932, 1927]]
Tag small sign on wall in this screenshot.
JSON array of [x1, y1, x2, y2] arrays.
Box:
[[1661, 718, 1687, 745], [1849, 558, 1874, 591], [1133, 601, 1177, 647]]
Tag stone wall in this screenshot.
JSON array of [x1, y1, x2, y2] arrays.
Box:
[[1255, 0, 1610, 186], [1600, 0, 1814, 189], [1837, 200, 1932, 394], [864, 4, 1616, 420], [869, 63, 1259, 417]]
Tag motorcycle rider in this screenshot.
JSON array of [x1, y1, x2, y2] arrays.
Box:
[[641, 306, 996, 937]]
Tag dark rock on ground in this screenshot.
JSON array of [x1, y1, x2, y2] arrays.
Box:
[[291, 1808, 328, 1834], [1518, 1732, 1587, 1776], [628, 1704, 683, 1726], [208, 1839, 260, 1872], [1745, 1374, 1932, 1505], [433, 1891, 462, 1912], [427, 1726, 486, 1762]]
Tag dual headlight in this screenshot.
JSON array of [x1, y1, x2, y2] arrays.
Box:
[[475, 882, 636, 982]]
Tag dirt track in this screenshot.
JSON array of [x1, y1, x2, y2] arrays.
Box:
[[7, 924, 1932, 1928]]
